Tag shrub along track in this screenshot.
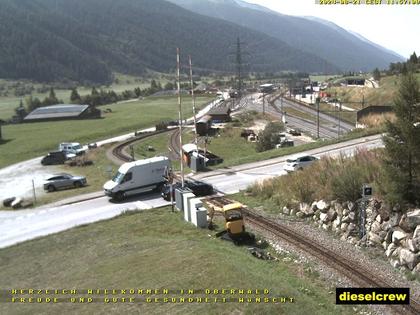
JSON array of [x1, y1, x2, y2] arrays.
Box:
[[243, 208, 420, 315]]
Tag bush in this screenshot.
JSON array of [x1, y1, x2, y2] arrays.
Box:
[[155, 121, 168, 131], [249, 149, 383, 210], [256, 121, 285, 152]]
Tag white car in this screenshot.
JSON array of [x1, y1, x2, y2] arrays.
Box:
[[58, 142, 86, 156], [283, 155, 318, 172]]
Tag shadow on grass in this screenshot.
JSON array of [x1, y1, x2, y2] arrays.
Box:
[[0, 138, 12, 145]]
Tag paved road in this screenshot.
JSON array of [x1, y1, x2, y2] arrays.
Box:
[[0, 192, 169, 249], [0, 134, 383, 249], [197, 134, 383, 194]]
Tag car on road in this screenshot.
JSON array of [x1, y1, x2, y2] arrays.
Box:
[[283, 155, 318, 172], [161, 179, 214, 201], [43, 173, 87, 192]]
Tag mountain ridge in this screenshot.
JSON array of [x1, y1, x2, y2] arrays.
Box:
[[0, 0, 339, 84], [168, 0, 404, 71]]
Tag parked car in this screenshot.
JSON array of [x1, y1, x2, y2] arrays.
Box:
[[275, 139, 294, 148], [288, 128, 302, 136], [59, 142, 86, 156], [41, 151, 67, 165], [283, 155, 318, 172], [43, 173, 87, 192], [161, 179, 214, 201]]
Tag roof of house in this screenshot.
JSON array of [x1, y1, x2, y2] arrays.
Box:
[[182, 143, 198, 154], [24, 104, 90, 120]]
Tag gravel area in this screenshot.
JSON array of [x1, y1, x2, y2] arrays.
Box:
[[0, 157, 60, 203], [247, 212, 419, 315]]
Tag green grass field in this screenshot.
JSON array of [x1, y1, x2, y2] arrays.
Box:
[[0, 95, 214, 168], [0, 208, 357, 315], [0, 73, 170, 120]]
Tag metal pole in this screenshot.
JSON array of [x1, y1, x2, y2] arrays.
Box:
[[280, 95, 283, 113], [204, 135, 208, 168], [262, 92, 265, 116], [188, 55, 198, 154], [316, 97, 320, 139], [176, 48, 184, 188], [338, 101, 341, 138], [169, 168, 174, 212], [32, 179, 37, 205]]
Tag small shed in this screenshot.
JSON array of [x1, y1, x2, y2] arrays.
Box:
[[208, 106, 231, 123], [24, 104, 101, 122], [196, 115, 212, 136]]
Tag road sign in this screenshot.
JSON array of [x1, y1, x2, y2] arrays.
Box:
[[362, 184, 372, 198]]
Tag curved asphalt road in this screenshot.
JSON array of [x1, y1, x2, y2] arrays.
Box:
[[0, 134, 383, 249]]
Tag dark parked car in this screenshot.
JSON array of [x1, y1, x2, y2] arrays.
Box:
[[161, 179, 214, 201], [41, 151, 67, 165], [43, 173, 87, 192], [288, 128, 302, 136]]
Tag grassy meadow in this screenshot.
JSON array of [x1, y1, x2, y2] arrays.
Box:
[[0, 95, 214, 168], [0, 208, 358, 315]]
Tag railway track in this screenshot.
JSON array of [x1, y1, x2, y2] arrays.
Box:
[[169, 128, 181, 160], [241, 208, 420, 315], [111, 129, 172, 163]]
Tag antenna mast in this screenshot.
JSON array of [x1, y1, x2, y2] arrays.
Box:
[[176, 48, 184, 187], [189, 55, 198, 154]]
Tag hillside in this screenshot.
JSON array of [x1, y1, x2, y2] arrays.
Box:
[[168, 0, 404, 72], [0, 0, 338, 84]]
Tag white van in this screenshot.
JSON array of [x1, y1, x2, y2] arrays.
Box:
[[59, 142, 86, 156], [103, 156, 171, 201]]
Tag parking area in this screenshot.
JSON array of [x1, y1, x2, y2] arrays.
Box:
[[0, 157, 60, 204]]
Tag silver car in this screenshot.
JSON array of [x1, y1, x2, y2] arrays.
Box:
[[283, 155, 318, 172], [43, 173, 87, 192]]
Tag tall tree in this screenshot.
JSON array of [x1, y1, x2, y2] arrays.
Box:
[[42, 87, 60, 106], [409, 52, 418, 64], [382, 71, 420, 206], [372, 68, 381, 81], [70, 88, 81, 103], [14, 99, 27, 122], [26, 96, 42, 112]]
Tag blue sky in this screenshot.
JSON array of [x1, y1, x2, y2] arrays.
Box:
[[246, 0, 419, 58]]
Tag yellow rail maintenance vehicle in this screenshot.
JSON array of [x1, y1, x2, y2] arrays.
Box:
[[204, 196, 254, 244]]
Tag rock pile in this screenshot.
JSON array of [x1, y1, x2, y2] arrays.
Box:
[[282, 199, 420, 274]]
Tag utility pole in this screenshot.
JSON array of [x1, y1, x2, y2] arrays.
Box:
[[316, 97, 320, 139], [32, 179, 37, 206], [262, 92, 265, 116], [338, 100, 342, 138], [280, 95, 284, 113], [188, 55, 198, 154], [235, 37, 243, 97], [176, 48, 184, 188], [204, 136, 208, 169]]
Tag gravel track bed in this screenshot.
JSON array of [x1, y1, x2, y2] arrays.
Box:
[[246, 212, 419, 315]]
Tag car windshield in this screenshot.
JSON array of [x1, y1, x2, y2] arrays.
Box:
[[286, 159, 297, 163], [73, 145, 82, 150], [112, 172, 125, 183]]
